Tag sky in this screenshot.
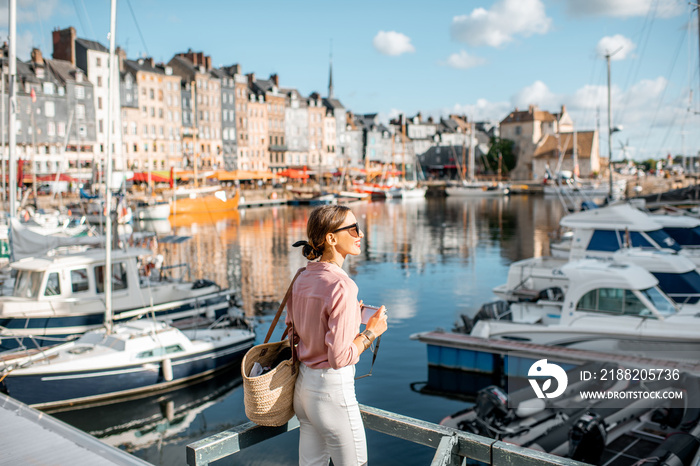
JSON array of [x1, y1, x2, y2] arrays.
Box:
[[0, 0, 698, 162]]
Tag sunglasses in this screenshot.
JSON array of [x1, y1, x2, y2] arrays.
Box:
[[332, 223, 361, 238]]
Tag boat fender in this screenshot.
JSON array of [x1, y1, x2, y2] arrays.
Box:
[[161, 358, 173, 382], [515, 398, 546, 418], [568, 412, 606, 464]]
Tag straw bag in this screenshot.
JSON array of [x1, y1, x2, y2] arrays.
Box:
[[242, 267, 305, 427]]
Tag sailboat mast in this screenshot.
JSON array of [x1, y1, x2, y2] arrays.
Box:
[[469, 121, 475, 182], [8, 0, 17, 218], [104, 0, 117, 334]]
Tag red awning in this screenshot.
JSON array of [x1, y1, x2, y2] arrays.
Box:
[[36, 173, 77, 182], [277, 168, 309, 179], [129, 172, 171, 183]]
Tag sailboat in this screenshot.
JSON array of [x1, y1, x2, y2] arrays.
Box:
[[0, 1, 255, 409], [446, 122, 509, 197]]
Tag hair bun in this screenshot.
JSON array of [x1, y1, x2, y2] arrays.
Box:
[[292, 240, 322, 260]]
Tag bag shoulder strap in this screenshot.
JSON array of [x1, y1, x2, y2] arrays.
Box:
[[264, 267, 306, 344]]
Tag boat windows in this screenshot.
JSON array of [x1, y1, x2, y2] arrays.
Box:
[[70, 268, 89, 293], [587, 231, 623, 252], [94, 263, 128, 293], [662, 226, 700, 248], [44, 272, 61, 296], [137, 345, 184, 359], [639, 287, 677, 317], [652, 271, 700, 304], [576, 287, 657, 317], [13, 271, 43, 298], [644, 229, 680, 252]]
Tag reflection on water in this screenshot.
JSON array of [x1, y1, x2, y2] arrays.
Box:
[[51, 364, 243, 455], [115, 195, 568, 465]]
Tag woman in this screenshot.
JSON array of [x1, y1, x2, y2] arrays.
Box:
[[288, 205, 388, 466]]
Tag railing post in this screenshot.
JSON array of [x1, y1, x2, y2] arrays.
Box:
[[431, 434, 461, 466]]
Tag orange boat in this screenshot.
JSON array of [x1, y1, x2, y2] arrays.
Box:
[[171, 189, 240, 216]]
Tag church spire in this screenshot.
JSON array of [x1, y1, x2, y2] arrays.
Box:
[[328, 41, 334, 99]]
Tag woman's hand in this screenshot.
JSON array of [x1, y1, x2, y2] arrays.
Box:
[[366, 306, 388, 337]]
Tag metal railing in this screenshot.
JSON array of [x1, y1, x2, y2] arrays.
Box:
[[186, 404, 587, 466]]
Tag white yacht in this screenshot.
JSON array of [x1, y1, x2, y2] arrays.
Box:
[[0, 246, 241, 352], [468, 260, 700, 360]]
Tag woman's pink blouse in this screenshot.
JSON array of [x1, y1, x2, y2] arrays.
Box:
[[287, 261, 361, 369]]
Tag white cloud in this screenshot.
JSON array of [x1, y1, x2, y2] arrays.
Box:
[[442, 50, 486, 69], [372, 31, 415, 56], [0, 0, 60, 26], [565, 0, 683, 18], [451, 0, 552, 47], [596, 35, 636, 60], [512, 81, 561, 110]]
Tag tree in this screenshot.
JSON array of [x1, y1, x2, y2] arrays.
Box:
[[485, 137, 516, 175]]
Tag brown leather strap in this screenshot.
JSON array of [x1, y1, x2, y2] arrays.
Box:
[[264, 267, 306, 344]]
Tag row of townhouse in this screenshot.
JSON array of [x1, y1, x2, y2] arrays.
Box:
[[0, 26, 601, 181]]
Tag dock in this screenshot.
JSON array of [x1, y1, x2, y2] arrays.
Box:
[[0, 393, 150, 466], [412, 330, 700, 376]]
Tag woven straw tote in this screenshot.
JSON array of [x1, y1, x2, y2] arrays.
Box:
[[242, 267, 305, 427]]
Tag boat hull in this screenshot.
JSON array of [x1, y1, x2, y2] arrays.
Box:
[[171, 190, 239, 215]]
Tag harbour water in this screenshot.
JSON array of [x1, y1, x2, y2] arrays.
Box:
[[51, 195, 568, 465]]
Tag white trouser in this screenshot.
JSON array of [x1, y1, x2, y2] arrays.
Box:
[[294, 363, 368, 466]]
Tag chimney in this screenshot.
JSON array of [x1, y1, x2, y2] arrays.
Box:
[[52, 26, 76, 65], [270, 73, 279, 86], [229, 63, 241, 75], [146, 57, 154, 68], [116, 46, 126, 72], [247, 73, 255, 86], [561, 104, 566, 114], [528, 104, 535, 113], [205, 55, 211, 71], [31, 48, 44, 65]]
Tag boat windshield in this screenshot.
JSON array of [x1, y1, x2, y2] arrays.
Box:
[[13, 270, 44, 298], [663, 226, 700, 248], [639, 287, 678, 317], [644, 229, 681, 252], [652, 271, 700, 304]]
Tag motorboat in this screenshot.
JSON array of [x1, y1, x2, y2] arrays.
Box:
[[440, 368, 700, 465], [463, 260, 700, 360], [445, 180, 509, 197], [133, 199, 171, 221], [493, 248, 700, 307], [549, 204, 686, 261], [0, 319, 254, 409], [0, 245, 242, 351]]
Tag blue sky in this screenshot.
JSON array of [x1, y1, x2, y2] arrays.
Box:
[[0, 0, 698, 161]]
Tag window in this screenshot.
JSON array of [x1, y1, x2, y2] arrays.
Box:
[[96, 57, 102, 67], [97, 97, 103, 110], [94, 263, 128, 293], [44, 101, 55, 117], [78, 125, 87, 137], [43, 272, 61, 296], [97, 76, 102, 87], [98, 119, 104, 134], [75, 86, 85, 99], [76, 104, 86, 120], [42, 82, 54, 95], [47, 122, 55, 136], [587, 230, 622, 252]]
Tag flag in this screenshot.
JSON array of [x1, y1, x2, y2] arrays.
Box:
[[30, 88, 36, 103]]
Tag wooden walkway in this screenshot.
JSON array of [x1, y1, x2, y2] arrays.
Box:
[[0, 393, 150, 466]]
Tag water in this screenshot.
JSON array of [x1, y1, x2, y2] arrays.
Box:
[[51, 195, 567, 465]]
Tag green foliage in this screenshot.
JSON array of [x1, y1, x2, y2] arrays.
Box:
[[485, 137, 516, 174]]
